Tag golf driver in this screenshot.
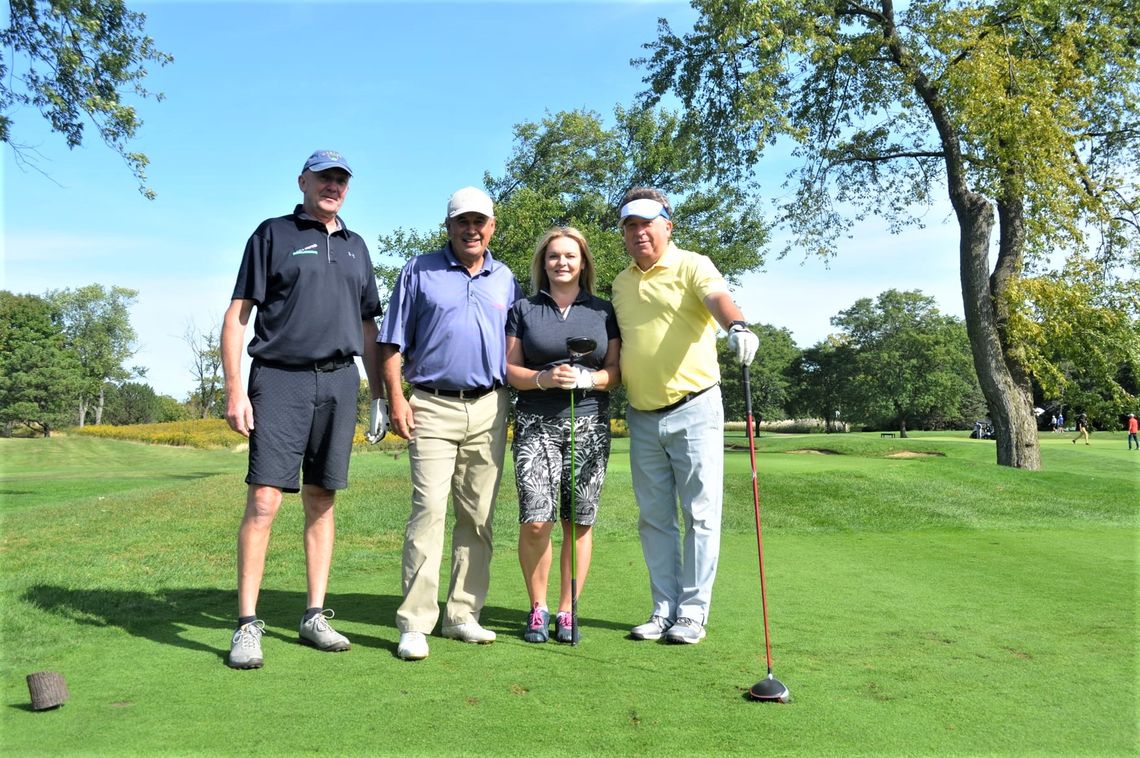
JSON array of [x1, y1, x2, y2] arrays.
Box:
[[565, 335, 597, 646], [742, 364, 791, 703]]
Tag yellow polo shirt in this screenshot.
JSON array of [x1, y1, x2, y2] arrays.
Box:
[[612, 243, 729, 411]]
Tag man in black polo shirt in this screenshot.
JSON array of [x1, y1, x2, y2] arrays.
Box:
[[221, 150, 386, 669]]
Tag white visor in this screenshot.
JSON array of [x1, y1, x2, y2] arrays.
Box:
[[619, 198, 670, 223]]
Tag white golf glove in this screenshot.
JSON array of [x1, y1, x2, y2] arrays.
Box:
[[572, 366, 596, 389], [727, 323, 760, 365], [366, 398, 389, 443]]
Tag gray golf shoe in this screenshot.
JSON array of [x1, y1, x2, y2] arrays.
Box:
[[630, 614, 673, 640], [299, 609, 351, 652], [664, 617, 706, 644], [228, 620, 265, 669]]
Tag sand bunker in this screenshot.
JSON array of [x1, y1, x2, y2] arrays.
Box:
[[788, 448, 841, 455], [885, 450, 944, 458]]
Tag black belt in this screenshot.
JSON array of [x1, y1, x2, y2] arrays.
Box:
[[414, 383, 500, 400], [651, 383, 718, 414], [258, 356, 355, 372]]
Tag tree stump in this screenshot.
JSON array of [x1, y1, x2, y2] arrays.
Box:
[[26, 671, 69, 710]]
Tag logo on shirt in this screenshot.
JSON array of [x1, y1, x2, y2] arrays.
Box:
[[292, 244, 319, 256]]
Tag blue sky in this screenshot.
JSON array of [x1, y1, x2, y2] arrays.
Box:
[[2, 0, 963, 399]]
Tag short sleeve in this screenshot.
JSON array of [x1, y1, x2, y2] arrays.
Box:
[[505, 298, 526, 338], [688, 253, 729, 301]]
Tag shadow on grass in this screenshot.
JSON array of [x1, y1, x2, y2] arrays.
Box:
[[20, 585, 629, 660]]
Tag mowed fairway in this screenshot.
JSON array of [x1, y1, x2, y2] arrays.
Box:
[[1, 431, 1135, 756]]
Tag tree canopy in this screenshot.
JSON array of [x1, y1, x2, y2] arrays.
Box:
[[46, 283, 140, 426], [638, 0, 1140, 468], [0, 291, 82, 436], [375, 106, 769, 297], [829, 289, 982, 435], [2, 0, 171, 198]]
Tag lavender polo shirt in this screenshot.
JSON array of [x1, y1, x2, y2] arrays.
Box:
[[379, 245, 523, 390]]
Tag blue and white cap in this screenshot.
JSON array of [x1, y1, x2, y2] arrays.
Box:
[[619, 197, 671, 223], [303, 150, 353, 176]]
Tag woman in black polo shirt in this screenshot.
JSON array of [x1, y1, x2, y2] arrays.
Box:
[[505, 227, 621, 644]]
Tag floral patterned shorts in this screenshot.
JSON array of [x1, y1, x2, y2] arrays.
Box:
[[512, 411, 611, 525]]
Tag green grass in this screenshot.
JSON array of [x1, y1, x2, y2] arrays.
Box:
[[1, 432, 1136, 756]]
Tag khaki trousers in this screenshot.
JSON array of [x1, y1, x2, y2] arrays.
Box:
[[396, 387, 509, 633]]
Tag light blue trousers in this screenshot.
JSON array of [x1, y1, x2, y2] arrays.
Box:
[[626, 386, 723, 624]]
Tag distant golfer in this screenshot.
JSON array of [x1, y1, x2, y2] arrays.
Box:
[[505, 227, 621, 644], [221, 150, 387, 669], [378, 186, 523, 661], [1072, 412, 1091, 445], [1126, 413, 1137, 450], [611, 187, 760, 645]]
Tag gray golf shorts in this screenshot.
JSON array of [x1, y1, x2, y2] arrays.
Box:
[[512, 411, 611, 525], [246, 360, 360, 493]]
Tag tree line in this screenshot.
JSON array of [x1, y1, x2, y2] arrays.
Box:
[[0, 285, 211, 436], [7, 279, 1128, 440]]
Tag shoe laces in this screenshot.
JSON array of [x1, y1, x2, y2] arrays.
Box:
[[556, 612, 572, 629], [310, 609, 335, 632], [528, 606, 547, 630], [674, 617, 697, 629], [235, 620, 264, 648]]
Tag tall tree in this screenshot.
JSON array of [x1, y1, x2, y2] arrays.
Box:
[[47, 283, 140, 426], [376, 106, 769, 296], [183, 321, 222, 419], [786, 338, 858, 432], [640, 0, 1140, 468], [0, 291, 82, 436], [2, 0, 171, 198], [831, 290, 981, 436]]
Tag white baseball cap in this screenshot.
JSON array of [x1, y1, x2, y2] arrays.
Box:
[[446, 187, 494, 218]]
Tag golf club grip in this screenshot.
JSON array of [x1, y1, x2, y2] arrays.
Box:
[[742, 364, 753, 417]]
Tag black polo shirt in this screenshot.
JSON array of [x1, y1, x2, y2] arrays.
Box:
[[506, 290, 620, 418], [232, 205, 382, 364]]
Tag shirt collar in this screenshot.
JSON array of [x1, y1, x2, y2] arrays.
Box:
[[626, 241, 679, 273], [443, 243, 497, 274], [538, 287, 591, 306], [293, 204, 346, 235]]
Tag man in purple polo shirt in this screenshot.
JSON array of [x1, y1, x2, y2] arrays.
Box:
[[378, 186, 523, 661]]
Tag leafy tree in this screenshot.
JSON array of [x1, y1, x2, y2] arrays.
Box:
[[375, 106, 769, 296], [0, 291, 82, 436], [718, 323, 800, 422], [183, 321, 222, 419], [1009, 253, 1140, 427], [786, 338, 858, 432], [155, 393, 189, 423], [47, 283, 140, 426], [639, 0, 1140, 468], [2, 0, 171, 198], [830, 290, 981, 436], [101, 380, 160, 425]]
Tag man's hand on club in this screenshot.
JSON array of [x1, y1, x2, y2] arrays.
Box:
[[728, 324, 760, 365], [366, 398, 389, 443]]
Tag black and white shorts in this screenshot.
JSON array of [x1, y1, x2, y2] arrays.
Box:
[[246, 360, 360, 493], [512, 411, 611, 525]]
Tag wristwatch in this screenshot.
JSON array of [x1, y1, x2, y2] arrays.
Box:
[[729, 320, 749, 332]]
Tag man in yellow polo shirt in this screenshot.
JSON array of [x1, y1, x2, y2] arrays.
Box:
[[611, 187, 759, 645]]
